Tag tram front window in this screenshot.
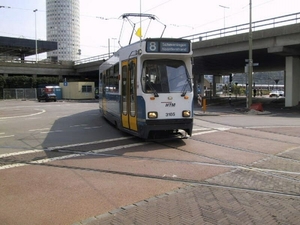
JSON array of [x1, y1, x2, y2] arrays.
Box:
[[142, 59, 191, 94]]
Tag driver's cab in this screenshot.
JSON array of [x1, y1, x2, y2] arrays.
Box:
[[142, 59, 191, 95]]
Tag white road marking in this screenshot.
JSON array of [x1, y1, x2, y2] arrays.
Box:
[[84, 126, 102, 129], [46, 136, 134, 151], [0, 109, 46, 120], [192, 128, 211, 131], [0, 163, 28, 170], [216, 127, 231, 131], [192, 130, 218, 136], [40, 130, 63, 134], [70, 124, 88, 128], [0, 137, 143, 170], [92, 142, 149, 153], [29, 128, 50, 132], [0, 135, 15, 139], [0, 149, 43, 158], [192, 127, 232, 136]]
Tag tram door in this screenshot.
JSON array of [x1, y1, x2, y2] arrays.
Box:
[[121, 58, 138, 131]]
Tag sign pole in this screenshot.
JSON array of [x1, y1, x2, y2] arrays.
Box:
[[247, 0, 253, 109]]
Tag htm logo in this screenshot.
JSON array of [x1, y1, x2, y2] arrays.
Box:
[[165, 102, 176, 107]]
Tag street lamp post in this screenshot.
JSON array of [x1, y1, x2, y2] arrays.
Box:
[[33, 9, 38, 63], [219, 5, 229, 36], [247, 0, 253, 108], [111, 38, 117, 52]]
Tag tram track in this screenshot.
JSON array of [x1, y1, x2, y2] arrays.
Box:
[[3, 136, 299, 178], [1, 127, 300, 198], [193, 117, 300, 160], [190, 133, 300, 164], [156, 139, 300, 181], [194, 116, 300, 139], [22, 158, 300, 199], [2, 144, 299, 199], [61, 146, 300, 185], [4, 151, 300, 200]]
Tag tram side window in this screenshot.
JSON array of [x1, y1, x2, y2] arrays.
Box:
[[111, 64, 119, 93], [129, 61, 136, 117], [102, 64, 119, 94], [122, 65, 127, 114]]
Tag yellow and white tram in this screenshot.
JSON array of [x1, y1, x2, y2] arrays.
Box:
[[99, 38, 194, 139]]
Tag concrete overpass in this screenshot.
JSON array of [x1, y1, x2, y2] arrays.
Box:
[[181, 12, 300, 107], [191, 23, 300, 74]]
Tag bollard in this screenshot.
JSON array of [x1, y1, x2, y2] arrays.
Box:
[[202, 98, 206, 113]]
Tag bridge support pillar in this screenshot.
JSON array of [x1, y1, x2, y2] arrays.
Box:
[[194, 74, 205, 96], [285, 56, 300, 107], [199, 75, 205, 96], [213, 75, 222, 96]]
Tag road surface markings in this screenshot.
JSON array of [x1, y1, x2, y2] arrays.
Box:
[[0, 109, 46, 120], [84, 126, 102, 129], [0, 137, 142, 170], [192, 127, 231, 136], [46, 136, 134, 151], [40, 130, 63, 134], [0, 149, 43, 158], [29, 128, 50, 132], [0, 135, 15, 139], [70, 124, 88, 128], [0, 132, 15, 139]]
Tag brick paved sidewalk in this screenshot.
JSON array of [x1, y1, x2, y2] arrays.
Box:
[[74, 183, 300, 225]]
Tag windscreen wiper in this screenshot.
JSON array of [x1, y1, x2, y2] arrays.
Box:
[[181, 78, 191, 97], [146, 80, 159, 97]]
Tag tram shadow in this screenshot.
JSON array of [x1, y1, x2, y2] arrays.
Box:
[[41, 107, 187, 158], [41, 108, 129, 156], [43, 114, 186, 162]]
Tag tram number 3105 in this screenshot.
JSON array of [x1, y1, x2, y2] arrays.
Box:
[[166, 112, 175, 117]]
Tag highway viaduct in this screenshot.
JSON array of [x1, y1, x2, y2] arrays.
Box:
[[1, 13, 300, 107], [187, 14, 300, 107]]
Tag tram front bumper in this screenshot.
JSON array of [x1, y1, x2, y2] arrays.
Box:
[[139, 118, 193, 139]]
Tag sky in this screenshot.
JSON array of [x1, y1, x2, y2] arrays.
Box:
[[1, 0, 300, 60]]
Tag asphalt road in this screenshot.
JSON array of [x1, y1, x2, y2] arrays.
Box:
[[1, 99, 300, 225]]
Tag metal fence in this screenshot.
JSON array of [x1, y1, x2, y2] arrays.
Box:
[[2, 88, 37, 100]]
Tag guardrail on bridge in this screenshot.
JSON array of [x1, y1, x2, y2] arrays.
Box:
[[73, 12, 300, 65], [181, 12, 300, 42]]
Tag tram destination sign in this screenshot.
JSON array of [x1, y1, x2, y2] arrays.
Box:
[[146, 40, 190, 53]]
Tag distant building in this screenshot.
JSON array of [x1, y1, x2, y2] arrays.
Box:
[[46, 0, 80, 61]]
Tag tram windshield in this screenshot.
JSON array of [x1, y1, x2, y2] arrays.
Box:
[[142, 59, 191, 94]]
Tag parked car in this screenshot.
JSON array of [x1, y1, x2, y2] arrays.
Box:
[[38, 93, 57, 102], [269, 90, 284, 97]]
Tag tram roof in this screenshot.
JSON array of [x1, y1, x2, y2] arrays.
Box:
[[99, 54, 119, 74]]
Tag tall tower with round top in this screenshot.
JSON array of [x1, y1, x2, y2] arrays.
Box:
[[46, 0, 80, 61]]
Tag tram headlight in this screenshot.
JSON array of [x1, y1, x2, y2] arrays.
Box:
[[148, 111, 158, 118], [182, 110, 191, 117]]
